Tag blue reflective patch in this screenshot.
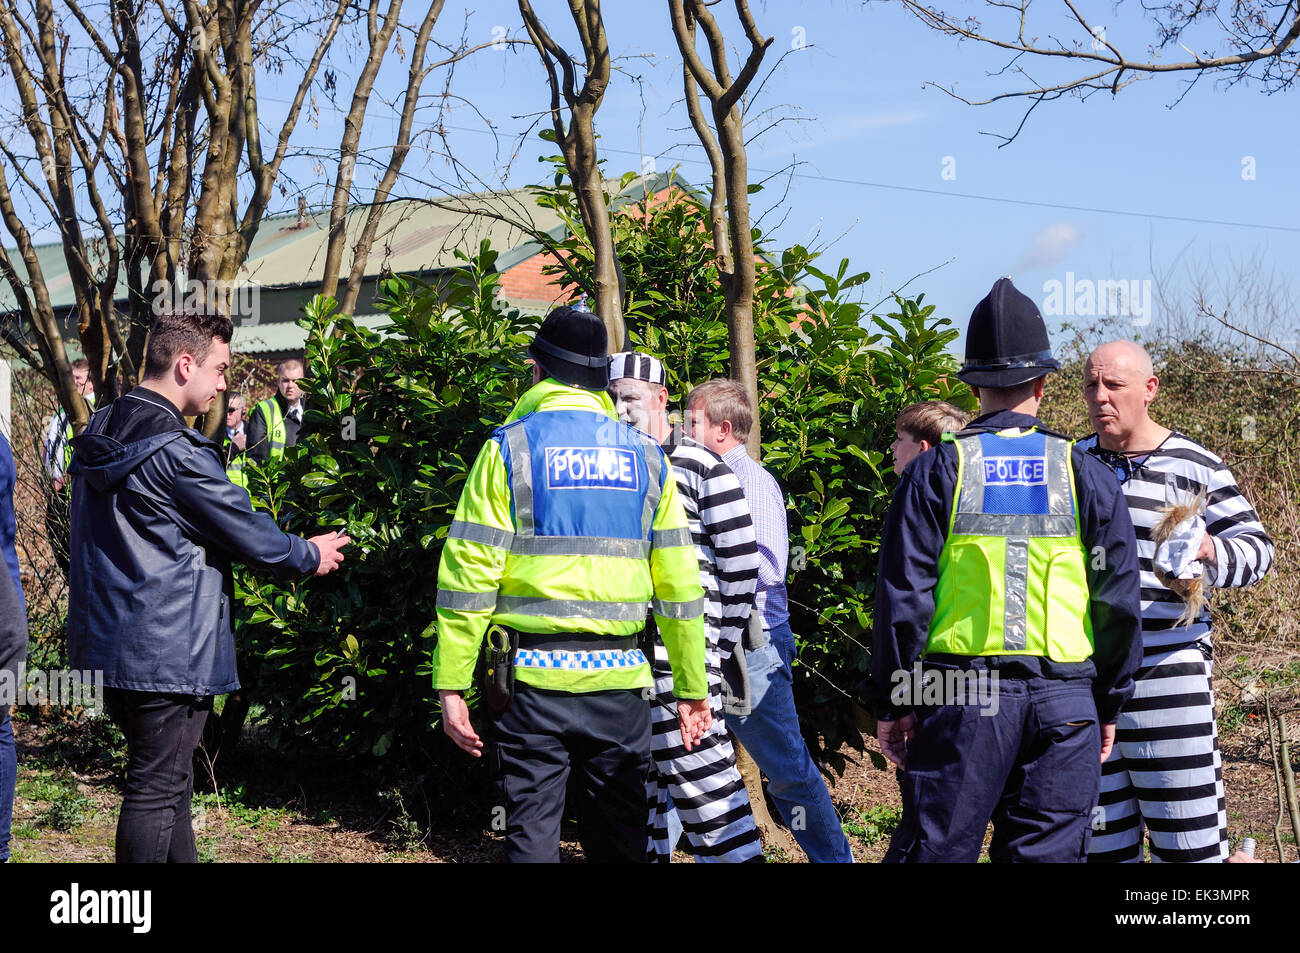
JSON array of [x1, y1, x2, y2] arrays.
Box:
[[545, 447, 640, 491], [983, 457, 1046, 486]]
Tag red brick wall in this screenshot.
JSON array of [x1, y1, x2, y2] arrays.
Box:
[[498, 252, 576, 309], [498, 186, 684, 307]]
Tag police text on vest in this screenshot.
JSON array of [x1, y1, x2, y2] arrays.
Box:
[[983, 457, 1046, 486], [546, 447, 639, 491]]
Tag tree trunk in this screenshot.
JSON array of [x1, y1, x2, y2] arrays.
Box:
[[669, 0, 771, 453], [519, 0, 625, 351]]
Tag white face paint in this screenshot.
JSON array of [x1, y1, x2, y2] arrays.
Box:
[[608, 378, 660, 436]]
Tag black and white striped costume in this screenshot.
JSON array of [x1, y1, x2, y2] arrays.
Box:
[[1079, 432, 1273, 863], [646, 434, 763, 862]]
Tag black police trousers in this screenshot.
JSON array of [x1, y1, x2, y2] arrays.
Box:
[[491, 682, 651, 863]]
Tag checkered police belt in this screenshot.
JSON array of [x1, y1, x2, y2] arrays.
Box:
[[514, 648, 649, 671]]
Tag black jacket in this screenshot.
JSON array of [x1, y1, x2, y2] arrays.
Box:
[[867, 410, 1144, 724], [67, 388, 320, 695]]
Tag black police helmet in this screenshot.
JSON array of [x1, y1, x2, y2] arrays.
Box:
[[529, 305, 609, 390], [958, 277, 1061, 389]]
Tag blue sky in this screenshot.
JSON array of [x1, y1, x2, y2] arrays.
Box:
[[327, 0, 1297, 354], [17, 1, 1300, 354]]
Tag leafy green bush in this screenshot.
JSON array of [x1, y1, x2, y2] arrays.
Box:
[[236, 174, 969, 782], [537, 181, 973, 769], [233, 243, 533, 800]]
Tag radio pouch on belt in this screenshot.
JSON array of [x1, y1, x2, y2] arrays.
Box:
[[482, 625, 519, 714]]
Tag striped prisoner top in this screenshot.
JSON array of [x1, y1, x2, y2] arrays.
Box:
[[1078, 431, 1273, 655], [662, 432, 759, 660]]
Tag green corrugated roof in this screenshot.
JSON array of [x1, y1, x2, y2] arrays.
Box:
[[232, 314, 395, 355], [1, 172, 695, 347]]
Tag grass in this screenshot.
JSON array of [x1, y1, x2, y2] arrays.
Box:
[[842, 804, 902, 847], [192, 787, 293, 831], [40, 788, 93, 831]]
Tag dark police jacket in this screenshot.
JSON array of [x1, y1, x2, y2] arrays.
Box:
[[68, 388, 320, 696], [867, 410, 1143, 725]]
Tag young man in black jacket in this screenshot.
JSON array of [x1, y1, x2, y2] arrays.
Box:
[[68, 311, 350, 863]]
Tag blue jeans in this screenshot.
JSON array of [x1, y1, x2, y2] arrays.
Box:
[[1, 705, 14, 862], [727, 622, 853, 863]]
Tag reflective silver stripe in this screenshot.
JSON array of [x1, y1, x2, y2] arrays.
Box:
[[436, 589, 498, 612], [1044, 435, 1075, 520], [653, 596, 705, 620], [448, 520, 514, 549], [641, 438, 663, 537], [495, 595, 649, 621], [504, 425, 534, 537], [510, 536, 651, 558], [650, 526, 693, 549], [952, 513, 1077, 537], [1003, 536, 1029, 651], [954, 434, 984, 526]]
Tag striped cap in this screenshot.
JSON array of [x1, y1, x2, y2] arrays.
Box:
[[608, 351, 667, 387]]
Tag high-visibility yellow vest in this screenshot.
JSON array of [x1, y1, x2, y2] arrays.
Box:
[[928, 427, 1094, 662], [226, 444, 248, 488], [62, 420, 74, 470], [253, 398, 287, 460], [431, 378, 707, 698]]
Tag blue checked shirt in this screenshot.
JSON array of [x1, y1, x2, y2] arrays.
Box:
[[723, 445, 790, 630]]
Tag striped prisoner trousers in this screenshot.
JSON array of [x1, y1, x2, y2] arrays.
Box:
[[1089, 644, 1229, 863], [646, 641, 763, 863]]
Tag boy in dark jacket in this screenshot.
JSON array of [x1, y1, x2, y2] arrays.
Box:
[[68, 311, 350, 863]]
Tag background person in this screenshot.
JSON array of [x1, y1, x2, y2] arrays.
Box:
[[42, 358, 95, 576], [686, 378, 855, 863], [891, 400, 968, 475], [1079, 339, 1274, 863], [0, 430, 27, 864], [246, 358, 306, 464], [867, 277, 1143, 862], [609, 351, 764, 863], [67, 311, 349, 863], [223, 393, 249, 487]]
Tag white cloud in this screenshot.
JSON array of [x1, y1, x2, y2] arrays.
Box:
[[1016, 223, 1082, 271], [794, 110, 928, 151]]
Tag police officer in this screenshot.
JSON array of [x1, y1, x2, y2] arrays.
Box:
[[866, 277, 1143, 862], [246, 358, 306, 464], [224, 393, 249, 488], [432, 306, 711, 863]]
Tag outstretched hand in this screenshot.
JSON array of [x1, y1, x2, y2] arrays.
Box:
[[309, 530, 351, 575]]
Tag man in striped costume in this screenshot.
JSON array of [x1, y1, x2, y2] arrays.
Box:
[[1079, 340, 1274, 863], [609, 351, 764, 863]]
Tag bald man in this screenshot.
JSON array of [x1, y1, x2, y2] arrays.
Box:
[[247, 358, 306, 464], [1078, 340, 1273, 863]]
